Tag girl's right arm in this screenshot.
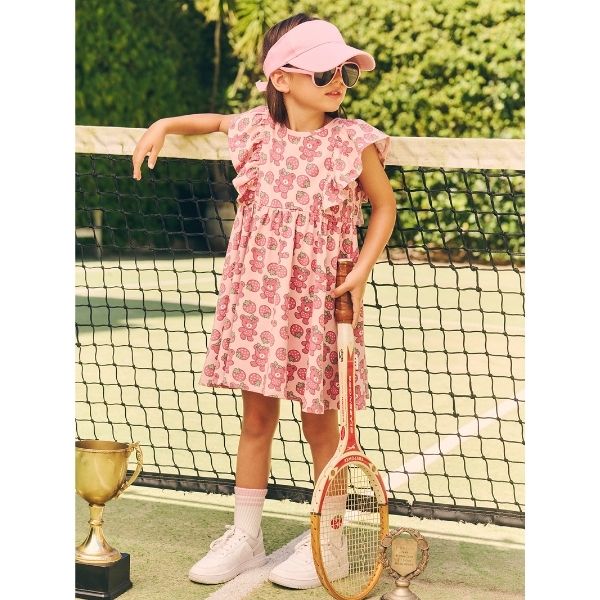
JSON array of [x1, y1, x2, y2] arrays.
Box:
[[132, 113, 237, 180]]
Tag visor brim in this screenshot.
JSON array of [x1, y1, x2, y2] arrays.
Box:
[[285, 43, 375, 73]]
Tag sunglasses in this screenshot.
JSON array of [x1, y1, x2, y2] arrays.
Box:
[[279, 61, 361, 88]]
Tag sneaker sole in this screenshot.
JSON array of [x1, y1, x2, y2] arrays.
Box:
[[189, 552, 268, 585], [268, 565, 349, 590]]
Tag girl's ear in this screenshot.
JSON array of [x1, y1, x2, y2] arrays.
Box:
[[270, 70, 290, 93]]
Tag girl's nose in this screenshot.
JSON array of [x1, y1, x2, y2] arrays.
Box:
[[332, 69, 344, 86]]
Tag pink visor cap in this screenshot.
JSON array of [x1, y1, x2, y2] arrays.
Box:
[[255, 20, 375, 92]]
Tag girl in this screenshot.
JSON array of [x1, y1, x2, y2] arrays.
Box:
[[132, 13, 396, 590]]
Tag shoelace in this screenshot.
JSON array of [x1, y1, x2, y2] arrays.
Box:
[[209, 525, 247, 556], [293, 535, 313, 564], [297, 534, 346, 564]]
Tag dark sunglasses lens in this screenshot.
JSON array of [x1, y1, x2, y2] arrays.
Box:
[[313, 69, 337, 87], [313, 64, 361, 87], [342, 64, 360, 87]]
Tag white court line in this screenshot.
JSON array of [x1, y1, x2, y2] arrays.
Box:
[[121, 489, 524, 547], [205, 532, 307, 600], [386, 392, 524, 490], [204, 394, 524, 598]]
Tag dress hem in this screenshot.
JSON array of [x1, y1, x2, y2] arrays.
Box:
[[197, 376, 363, 414]]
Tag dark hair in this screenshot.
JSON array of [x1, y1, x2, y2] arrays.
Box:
[[261, 13, 348, 126]]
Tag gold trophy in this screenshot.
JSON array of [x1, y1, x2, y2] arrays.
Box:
[[375, 528, 430, 600], [75, 440, 143, 599]]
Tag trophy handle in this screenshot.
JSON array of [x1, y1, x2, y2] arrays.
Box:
[[115, 442, 143, 499]]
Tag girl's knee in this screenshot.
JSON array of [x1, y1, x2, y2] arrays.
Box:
[[241, 392, 280, 439], [302, 410, 338, 446]]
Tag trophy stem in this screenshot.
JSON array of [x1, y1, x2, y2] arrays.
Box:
[[76, 503, 122, 564], [381, 578, 420, 600]]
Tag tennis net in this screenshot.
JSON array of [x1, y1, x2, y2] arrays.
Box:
[[76, 125, 524, 528]]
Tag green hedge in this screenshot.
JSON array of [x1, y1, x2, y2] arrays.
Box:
[[76, 0, 225, 126], [76, 1, 524, 263], [229, 0, 524, 139], [77, 0, 524, 137], [76, 155, 523, 265]]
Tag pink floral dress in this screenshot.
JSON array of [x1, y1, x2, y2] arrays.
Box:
[[198, 105, 390, 414]]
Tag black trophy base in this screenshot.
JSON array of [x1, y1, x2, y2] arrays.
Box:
[[76, 553, 132, 600]]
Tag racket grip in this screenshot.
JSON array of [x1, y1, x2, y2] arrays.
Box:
[[334, 258, 354, 324]]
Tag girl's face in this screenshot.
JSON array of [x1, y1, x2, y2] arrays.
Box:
[[274, 65, 348, 112]]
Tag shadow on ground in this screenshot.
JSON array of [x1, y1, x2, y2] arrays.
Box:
[[76, 494, 523, 600]]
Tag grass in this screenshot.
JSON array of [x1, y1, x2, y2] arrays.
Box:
[[76, 488, 524, 600]]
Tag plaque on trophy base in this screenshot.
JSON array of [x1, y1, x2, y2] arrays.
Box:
[[368, 527, 430, 600], [75, 553, 132, 600]]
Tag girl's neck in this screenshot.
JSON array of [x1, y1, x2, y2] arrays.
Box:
[[283, 100, 330, 133]]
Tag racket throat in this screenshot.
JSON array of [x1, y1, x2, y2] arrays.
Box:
[[338, 330, 359, 453], [345, 355, 358, 450]]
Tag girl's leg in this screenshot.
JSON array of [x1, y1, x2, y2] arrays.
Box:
[[268, 408, 344, 590], [301, 408, 339, 480], [302, 408, 346, 546], [233, 390, 280, 539], [236, 389, 280, 488], [189, 390, 279, 584]]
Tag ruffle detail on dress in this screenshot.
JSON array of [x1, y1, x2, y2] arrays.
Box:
[[228, 105, 271, 206], [322, 120, 391, 226]]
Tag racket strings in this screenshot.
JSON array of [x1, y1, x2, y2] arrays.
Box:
[[319, 463, 382, 597]]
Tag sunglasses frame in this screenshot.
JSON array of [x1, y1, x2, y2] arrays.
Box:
[[278, 61, 361, 88]]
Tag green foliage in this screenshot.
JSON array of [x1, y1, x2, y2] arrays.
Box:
[[76, 0, 222, 126], [76, 154, 234, 253], [376, 166, 525, 264], [226, 0, 524, 139], [76, 155, 524, 265], [75, 1, 524, 261], [76, 0, 524, 135]]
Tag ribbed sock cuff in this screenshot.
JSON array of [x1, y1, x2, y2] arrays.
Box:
[[234, 487, 267, 539]]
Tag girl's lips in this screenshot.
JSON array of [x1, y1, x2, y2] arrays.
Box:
[[326, 91, 342, 97]]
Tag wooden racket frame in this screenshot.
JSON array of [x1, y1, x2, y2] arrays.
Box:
[[310, 258, 389, 600]]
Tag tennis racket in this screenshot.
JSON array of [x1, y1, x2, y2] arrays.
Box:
[[310, 257, 389, 600]]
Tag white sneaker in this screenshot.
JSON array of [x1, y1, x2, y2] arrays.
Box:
[[268, 533, 349, 590], [188, 525, 268, 584]]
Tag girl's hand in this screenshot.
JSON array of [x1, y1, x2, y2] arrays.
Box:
[[330, 266, 370, 329], [132, 121, 167, 180]]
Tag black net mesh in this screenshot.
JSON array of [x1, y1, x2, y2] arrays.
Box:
[[76, 150, 524, 527]]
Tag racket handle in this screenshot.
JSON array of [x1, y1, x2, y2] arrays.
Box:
[[334, 258, 354, 324]]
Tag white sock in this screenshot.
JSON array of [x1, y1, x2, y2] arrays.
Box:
[[323, 493, 347, 546], [234, 486, 267, 539]]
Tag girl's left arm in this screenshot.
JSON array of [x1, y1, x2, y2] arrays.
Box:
[[330, 143, 396, 327], [353, 144, 397, 276]]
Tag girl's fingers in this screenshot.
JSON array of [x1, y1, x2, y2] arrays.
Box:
[[148, 146, 159, 169], [331, 283, 363, 326], [331, 284, 345, 298], [351, 293, 361, 328], [132, 154, 143, 180], [132, 144, 150, 180], [132, 133, 160, 179]]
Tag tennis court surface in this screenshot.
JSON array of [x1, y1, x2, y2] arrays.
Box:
[[76, 486, 524, 600], [76, 127, 524, 598]]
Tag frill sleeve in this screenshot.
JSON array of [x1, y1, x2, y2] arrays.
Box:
[[228, 105, 270, 205], [323, 119, 391, 225]]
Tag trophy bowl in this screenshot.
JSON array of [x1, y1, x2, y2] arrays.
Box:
[[75, 440, 143, 565]]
